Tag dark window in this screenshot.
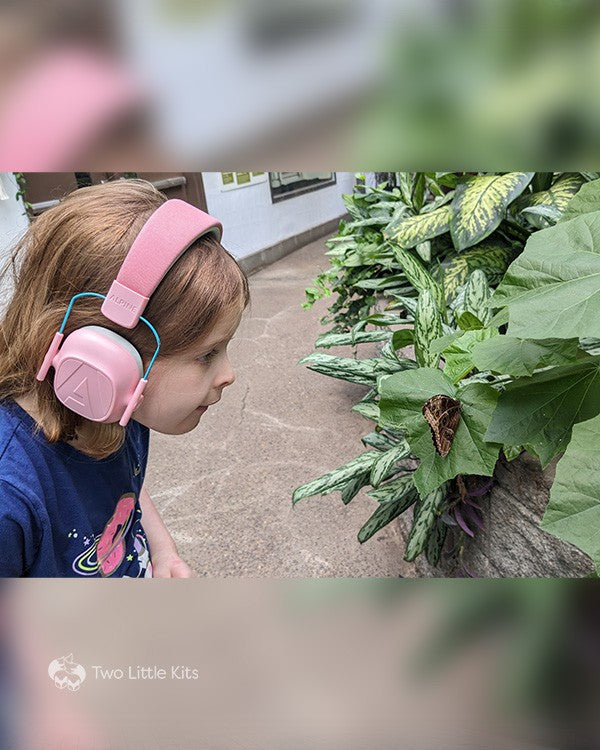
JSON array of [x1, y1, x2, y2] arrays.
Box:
[[269, 172, 336, 203]]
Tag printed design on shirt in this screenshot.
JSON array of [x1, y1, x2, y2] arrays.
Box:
[[123, 533, 153, 578], [96, 493, 136, 576], [72, 533, 101, 576], [70, 493, 151, 577]]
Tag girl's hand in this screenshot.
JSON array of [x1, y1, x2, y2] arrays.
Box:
[[151, 550, 195, 578], [138, 486, 194, 577]]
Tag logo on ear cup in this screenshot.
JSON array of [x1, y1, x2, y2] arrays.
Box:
[[69, 377, 91, 408], [55, 359, 115, 420]]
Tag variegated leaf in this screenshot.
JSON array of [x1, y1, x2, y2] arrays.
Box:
[[384, 205, 451, 248], [415, 241, 431, 262], [292, 451, 380, 504], [414, 289, 443, 368], [370, 440, 412, 487], [519, 173, 584, 215], [299, 353, 379, 386], [463, 270, 492, 327], [450, 172, 534, 251], [341, 471, 371, 505], [367, 474, 416, 503], [315, 330, 391, 348], [358, 482, 418, 542], [392, 245, 445, 315], [352, 402, 380, 422], [425, 518, 448, 567], [443, 243, 515, 302], [388, 295, 418, 318], [361, 430, 397, 451], [404, 484, 448, 562]]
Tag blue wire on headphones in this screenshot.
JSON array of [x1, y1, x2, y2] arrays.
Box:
[[59, 292, 161, 381]]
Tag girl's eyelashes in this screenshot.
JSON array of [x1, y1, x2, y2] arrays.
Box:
[[196, 348, 219, 364], [196, 337, 233, 364]]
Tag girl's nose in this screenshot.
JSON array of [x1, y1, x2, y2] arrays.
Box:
[[216, 357, 235, 389]]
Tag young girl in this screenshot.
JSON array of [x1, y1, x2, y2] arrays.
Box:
[[0, 179, 249, 577]]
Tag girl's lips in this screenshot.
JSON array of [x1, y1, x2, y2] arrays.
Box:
[[196, 399, 220, 412]]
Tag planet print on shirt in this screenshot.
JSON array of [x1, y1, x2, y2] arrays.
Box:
[[71, 493, 151, 577], [96, 493, 136, 576]]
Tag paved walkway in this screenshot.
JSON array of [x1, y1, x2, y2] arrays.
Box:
[[145, 235, 414, 576]]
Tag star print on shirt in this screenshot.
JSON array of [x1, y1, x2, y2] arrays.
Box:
[[127, 554, 134, 561]]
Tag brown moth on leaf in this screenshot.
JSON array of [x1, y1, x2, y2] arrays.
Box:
[[422, 395, 461, 458]]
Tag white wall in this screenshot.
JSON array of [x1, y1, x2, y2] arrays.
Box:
[[0, 171, 357, 265], [0, 173, 29, 260], [202, 172, 355, 260], [0, 174, 29, 310]]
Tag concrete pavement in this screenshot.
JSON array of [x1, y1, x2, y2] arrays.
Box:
[[145, 235, 415, 576]]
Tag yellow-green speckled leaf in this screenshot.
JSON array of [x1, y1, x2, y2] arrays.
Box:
[[443, 243, 515, 302], [384, 205, 451, 247], [450, 173, 534, 251], [523, 173, 584, 212]]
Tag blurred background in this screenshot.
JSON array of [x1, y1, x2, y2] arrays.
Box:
[[0, 580, 599, 749], [2, 1, 600, 748], [2, 0, 600, 169]]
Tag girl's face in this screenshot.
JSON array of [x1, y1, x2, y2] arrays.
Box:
[[132, 305, 242, 435]]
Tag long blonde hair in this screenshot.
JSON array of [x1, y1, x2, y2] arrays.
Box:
[[0, 179, 249, 458]]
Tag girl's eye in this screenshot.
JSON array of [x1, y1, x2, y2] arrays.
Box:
[[197, 348, 218, 364]]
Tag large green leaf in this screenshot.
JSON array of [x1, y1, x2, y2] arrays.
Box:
[[485, 357, 600, 467], [384, 205, 451, 247], [450, 172, 534, 251], [442, 328, 498, 384], [540, 413, 600, 573], [472, 336, 581, 377], [559, 178, 600, 222], [491, 211, 600, 340], [379, 368, 500, 497]]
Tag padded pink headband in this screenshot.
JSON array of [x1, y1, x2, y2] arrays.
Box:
[[101, 199, 222, 328]]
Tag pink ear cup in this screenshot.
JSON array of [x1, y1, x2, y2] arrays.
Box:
[[37, 327, 144, 424]]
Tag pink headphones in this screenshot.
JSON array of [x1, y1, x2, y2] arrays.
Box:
[[36, 198, 222, 427]]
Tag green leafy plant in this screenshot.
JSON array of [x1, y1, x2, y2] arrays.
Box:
[[12, 173, 33, 219], [305, 172, 589, 334], [295, 173, 599, 574]]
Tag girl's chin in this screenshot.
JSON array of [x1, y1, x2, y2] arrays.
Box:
[[134, 410, 204, 435]]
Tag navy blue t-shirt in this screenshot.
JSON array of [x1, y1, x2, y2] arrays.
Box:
[[0, 400, 152, 578]]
